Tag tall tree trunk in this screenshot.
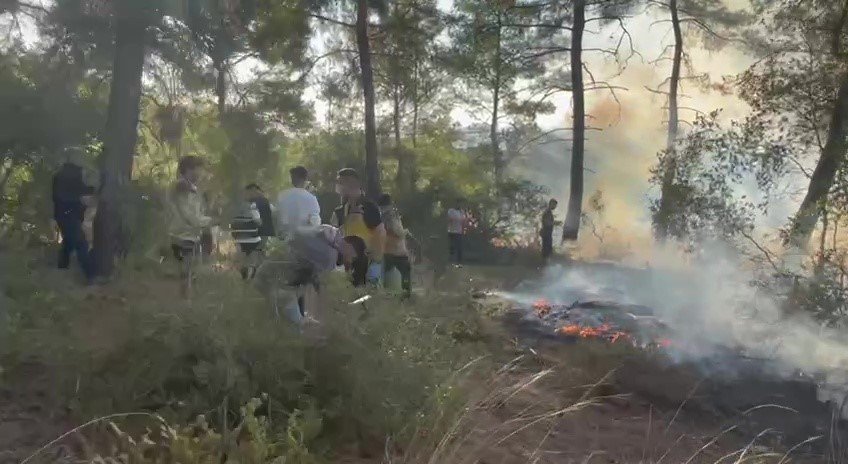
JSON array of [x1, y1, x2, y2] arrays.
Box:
[[562, 0, 585, 241], [93, 15, 147, 277], [357, 0, 381, 199], [214, 57, 227, 120], [411, 58, 419, 148], [213, 54, 239, 203], [654, 0, 682, 240], [788, 73, 848, 250], [491, 12, 503, 188], [393, 87, 407, 191]]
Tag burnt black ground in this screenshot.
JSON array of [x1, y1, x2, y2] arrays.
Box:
[[489, 292, 848, 462]]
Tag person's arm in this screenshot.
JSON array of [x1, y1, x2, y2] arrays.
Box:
[[306, 193, 321, 227], [195, 193, 213, 227], [388, 215, 406, 237], [250, 204, 262, 223], [370, 224, 386, 261], [364, 202, 385, 261]]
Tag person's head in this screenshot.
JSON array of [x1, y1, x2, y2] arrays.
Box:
[[548, 198, 558, 210], [336, 168, 362, 198], [57, 162, 83, 183], [289, 166, 308, 188], [177, 155, 205, 184], [377, 193, 392, 209], [245, 183, 264, 199], [456, 197, 466, 209]]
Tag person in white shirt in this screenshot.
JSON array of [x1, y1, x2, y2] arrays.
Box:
[[447, 198, 468, 264], [276, 166, 321, 239]]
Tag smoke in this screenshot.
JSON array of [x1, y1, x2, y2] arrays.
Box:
[[508, 240, 848, 409], [511, 5, 807, 258]]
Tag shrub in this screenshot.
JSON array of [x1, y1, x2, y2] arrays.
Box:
[[1, 250, 489, 461]]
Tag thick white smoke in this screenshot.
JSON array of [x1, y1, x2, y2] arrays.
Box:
[[507, 241, 848, 410]]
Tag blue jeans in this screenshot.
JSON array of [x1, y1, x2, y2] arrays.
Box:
[[56, 215, 94, 280], [449, 233, 463, 263]]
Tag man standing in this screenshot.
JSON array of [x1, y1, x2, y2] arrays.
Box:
[[447, 199, 468, 264], [246, 183, 275, 239], [167, 156, 213, 296], [276, 166, 321, 239], [378, 194, 412, 298], [232, 183, 274, 279], [332, 168, 386, 286], [52, 161, 95, 284], [540, 198, 558, 261]]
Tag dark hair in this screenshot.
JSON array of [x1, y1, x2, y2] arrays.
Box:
[[177, 155, 204, 176], [549, 198, 558, 204], [377, 193, 392, 207], [289, 166, 308, 184], [245, 183, 262, 191], [337, 168, 359, 180]]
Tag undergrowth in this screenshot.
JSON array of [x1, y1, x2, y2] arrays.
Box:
[[0, 250, 492, 462]]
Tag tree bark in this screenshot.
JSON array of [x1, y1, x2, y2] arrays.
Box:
[[214, 57, 227, 120], [654, 0, 682, 240], [788, 73, 848, 250], [491, 11, 503, 188], [562, 0, 585, 241], [393, 87, 407, 191], [92, 14, 147, 277], [411, 58, 419, 148], [357, 0, 381, 199]]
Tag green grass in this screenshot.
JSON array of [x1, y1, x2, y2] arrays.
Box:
[[0, 250, 494, 462]]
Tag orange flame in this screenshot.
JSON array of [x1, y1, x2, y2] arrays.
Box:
[[556, 323, 633, 344], [533, 298, 552, 317]]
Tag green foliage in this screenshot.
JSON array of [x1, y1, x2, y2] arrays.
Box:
[[0, 249, 488, 460], [650, 111, 787, 245], [0, 49, 105, 238]]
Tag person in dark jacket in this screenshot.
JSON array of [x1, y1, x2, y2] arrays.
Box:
[[540, 198, 558, 261], [246, 183, 275, 238], [52, 162, 95, 282]]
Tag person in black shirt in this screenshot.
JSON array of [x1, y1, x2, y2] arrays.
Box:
[[246, 183, 275, 238], [234, 183, 275, 279], [52, 162, 95, 283], [540, 198, 558, 261]]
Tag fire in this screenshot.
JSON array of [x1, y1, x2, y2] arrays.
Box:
[[556, 323, 632, 344], [533, 298, 553, 317]]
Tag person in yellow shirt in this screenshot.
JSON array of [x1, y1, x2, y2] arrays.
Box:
[[331, 168, 386, 286], [378, 193, 412, 298]]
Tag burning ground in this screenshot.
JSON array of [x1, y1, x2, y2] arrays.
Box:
[[472, 258, 848, 461]]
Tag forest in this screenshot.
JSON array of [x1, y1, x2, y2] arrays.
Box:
[[4, 0, 848, 463]]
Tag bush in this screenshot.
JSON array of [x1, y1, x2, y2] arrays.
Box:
[[0, 249, 490, 461]]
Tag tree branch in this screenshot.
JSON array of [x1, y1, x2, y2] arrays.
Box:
[[310, 13, 356, 28]]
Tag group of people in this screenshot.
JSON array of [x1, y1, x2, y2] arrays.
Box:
[[165, 156, 417, 311], [51, 154, 554, 308]]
